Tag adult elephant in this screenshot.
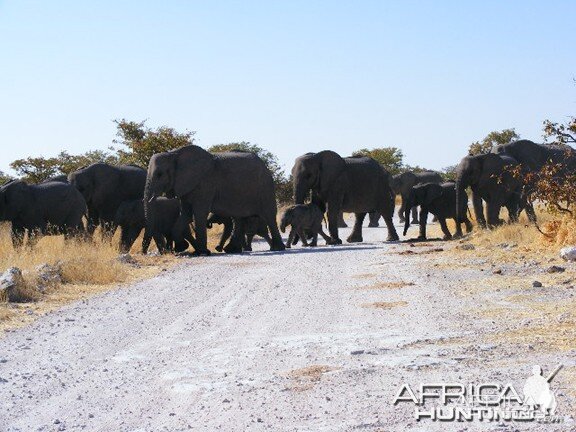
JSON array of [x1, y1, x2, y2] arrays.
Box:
[[492, 140, 576, 221], [0, 180, 86, 247], [367, 170, 443, 227], [455, 153, 522, 228], [144, 145, 285, 255], [292, 151, 398, 243], [68, 163, 147, 239], [492, 139, 576, 172]]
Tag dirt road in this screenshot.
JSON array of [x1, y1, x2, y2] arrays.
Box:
[[0, 220, 574, 431]]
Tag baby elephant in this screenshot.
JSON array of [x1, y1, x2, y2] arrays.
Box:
[[280, 203, 331, 248], [403, 182, 473, 240], [207, 214, 271, 252], [115, 197, 191, 254]]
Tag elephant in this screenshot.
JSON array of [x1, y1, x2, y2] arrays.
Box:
[[292, 151, 398, 243], [492, 140, 576, 222], [492, 139, 576, 172], [144, 145, 286, 255], [403, 182, 473, 240], [41, 174, 68, 183], [68, 163, 147, 240], [0, 180, 86, 248], [455, 153, 523, 228], [207, 214, 272, 252], [114, 197, 192, 254], [280, 203, 331, 248]]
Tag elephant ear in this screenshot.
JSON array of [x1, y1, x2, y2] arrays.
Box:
[[3, 181, 28, 215], [423, 183, 443, 205], [173, 146, 216, 198], [317, 150, 346, 197]]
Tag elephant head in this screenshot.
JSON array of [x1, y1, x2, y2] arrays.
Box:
[[455, 154, 485, 224], [403, 183, 443, 236], [68, 167, 96, 204], [291, 151, 346, 204], [0, 180, 29, 221], [144, 145, 215, 217], [279, 208, 293, 233]]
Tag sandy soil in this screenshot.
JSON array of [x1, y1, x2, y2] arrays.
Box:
[[0, 217, 574, 431]]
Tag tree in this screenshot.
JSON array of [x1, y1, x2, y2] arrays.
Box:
[[113, 119, 195, 167], [0, 170, 13, 185], [9, 150, 118, 183], [10, 156, 61, 183], [208, 142, 285, 184], [468, 129, 520, 156], [543, 117, 576, 146], [352, 147, 404, 175], [441, 165, 458, 181]]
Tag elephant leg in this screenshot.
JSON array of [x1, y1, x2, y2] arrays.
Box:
[[523, 201, 537, 223], [486, 202, 503, 227], [261, 231, 273, 248], [318, 227, 332, 244], [119, 226, 132, 253], [142, 228, 152, 254], [464, 216, 473, 233], [192, 207, 211, 256], [368, 211, 380, 228], [418, 209, 427, 240], [286, 228, 296, 248], [86, 209, 98, 238], [326, 205, 342, 244], [472, 192, 486, 228], [338, 212, 348, 228], [216, 219, 233, 252], [398, 197, 406, 223], [244, 233, 254, 252], [506, 202, 519, 224], [309, 232, 319, 247], [347, 213, 366, 243], [297, 227, 309, 246], [224, 218, 244, 254], [260, 204, 286, 251], [411, 206, 419, 224], [380, 209, 399, 242], [153, 232, 167, 254], [438, 218, 452, 240], [11, 224, 24, 249]]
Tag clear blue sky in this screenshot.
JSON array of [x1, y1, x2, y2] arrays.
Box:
[[1, 1, 575, 176]]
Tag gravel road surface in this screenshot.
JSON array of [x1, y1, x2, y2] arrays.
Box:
[[0, 219, 574, 431]]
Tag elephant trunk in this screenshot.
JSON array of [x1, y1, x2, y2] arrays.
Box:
[[280, 210, 291, 233], [402, 193, 413, 236], [455, 171, 468, 224], [293, 180, 308, 205]]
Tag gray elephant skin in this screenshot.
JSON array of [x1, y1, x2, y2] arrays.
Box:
[[280, 203, 331, 247], [114, 197, 192, 254], [144, 145, 285, 255], [0, 180, 86, 247], [403, 182, 472, 240], [492, 139, 576, 172], [68, 163, 147, 239], [455, 153, 522, 228], [207, 214, 272, 252], [292, 151, 398, 243]]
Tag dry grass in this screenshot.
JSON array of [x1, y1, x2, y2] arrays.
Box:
[[361, 301, 408, 310], [0, 222, 225, 333], [357, 281, 415, 290], [285, 365, 339, 392]]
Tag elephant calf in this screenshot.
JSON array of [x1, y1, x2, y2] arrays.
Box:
[[403, 182, 473, 240], [207, 214, 271, 252], [115, 197, 191, 254], [0, 180, 87, 248], [280, 203, 331, 248]]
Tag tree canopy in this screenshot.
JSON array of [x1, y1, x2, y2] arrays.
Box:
[[468, 129, 519, 156], [352, 147, 404, 175], [113, 119, 195, 167]]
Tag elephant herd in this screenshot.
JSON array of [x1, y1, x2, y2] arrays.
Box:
[[1, 139, 575, 254]]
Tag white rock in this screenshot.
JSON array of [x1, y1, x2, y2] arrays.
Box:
[[560, 246, 576, 261], [0, 267, 25, 302], [36, 262, 63, 293]]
